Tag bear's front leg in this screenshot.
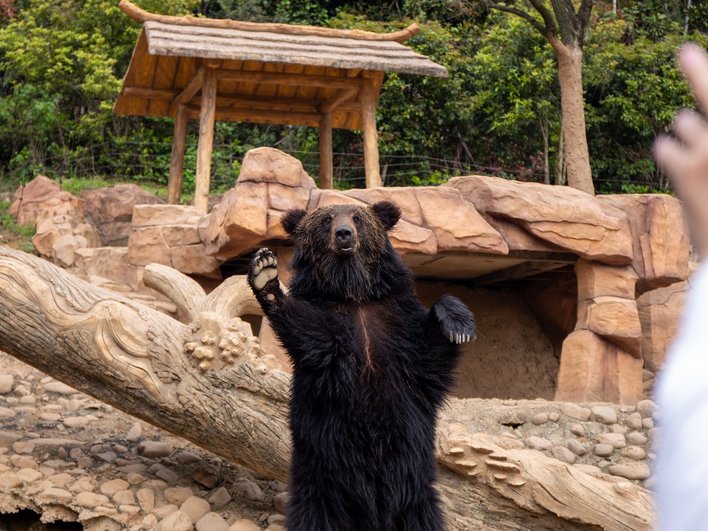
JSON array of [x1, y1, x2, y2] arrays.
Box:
[[247, 248, 283, 313], [431, 294, 476, 344]]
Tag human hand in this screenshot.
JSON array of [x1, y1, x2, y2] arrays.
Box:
[[655, 44, 708, 259]]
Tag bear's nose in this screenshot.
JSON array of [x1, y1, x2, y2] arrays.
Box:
[[335, 225, 353, 242]]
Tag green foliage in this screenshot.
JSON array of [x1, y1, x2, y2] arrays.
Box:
[[0, 0, 704, 193], [0, 200, 35, 239]]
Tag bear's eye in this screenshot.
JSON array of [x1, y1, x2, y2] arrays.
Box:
[[322, 215, 332, 226], [353, 214, 361, 225]]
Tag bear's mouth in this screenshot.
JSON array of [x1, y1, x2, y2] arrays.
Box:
[[334, 243, 356, 256]]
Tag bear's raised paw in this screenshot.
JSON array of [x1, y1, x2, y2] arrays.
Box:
[[248, 248, 279, 291], [432, 294, 476, 344]]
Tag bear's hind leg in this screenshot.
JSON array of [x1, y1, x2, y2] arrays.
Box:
[[393, 489, 445, 531]]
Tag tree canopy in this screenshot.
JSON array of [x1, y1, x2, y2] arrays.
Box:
[[0, 0, 705, 193]]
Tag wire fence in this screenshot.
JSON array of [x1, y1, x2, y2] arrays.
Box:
[[0, 140, 669, 195]]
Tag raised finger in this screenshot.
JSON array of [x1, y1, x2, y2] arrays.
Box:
[[679, 44, 708, 114], [672, 109, 708, 149], [654, 134, 688, 187]]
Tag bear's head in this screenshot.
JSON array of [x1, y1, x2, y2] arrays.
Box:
[[281, 201, 407, 302]]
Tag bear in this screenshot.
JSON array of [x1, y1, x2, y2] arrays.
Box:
[[247, 200, 475, 531]]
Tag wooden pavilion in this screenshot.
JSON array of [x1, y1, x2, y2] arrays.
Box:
[[114, 1, 448, 212]]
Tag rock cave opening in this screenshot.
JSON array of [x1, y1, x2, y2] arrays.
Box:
[[416, 263, 578, 401], [0, 509, 82, 530]]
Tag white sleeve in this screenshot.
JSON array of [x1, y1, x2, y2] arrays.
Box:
[[655, 262, 708, 531]]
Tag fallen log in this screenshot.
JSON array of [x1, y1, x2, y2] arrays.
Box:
[[0, 247, 653, 529]]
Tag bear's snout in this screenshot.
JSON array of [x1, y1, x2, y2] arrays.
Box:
[[333, 223, 356, 255]]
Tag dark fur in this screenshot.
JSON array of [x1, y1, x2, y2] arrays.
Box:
[[247, 201, 475, 531]]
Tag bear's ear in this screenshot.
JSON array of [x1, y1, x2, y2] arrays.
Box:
[[371, 201, 401, 231], [281, 209, 307, 236]]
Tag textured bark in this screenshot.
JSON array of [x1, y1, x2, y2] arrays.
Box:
[[554, 41, 594, 195], [0, 247, 653, 529]]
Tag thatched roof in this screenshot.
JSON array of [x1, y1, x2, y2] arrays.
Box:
[[114, 1, 447, 130]]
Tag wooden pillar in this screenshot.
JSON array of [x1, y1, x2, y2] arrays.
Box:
[[167, 104, 188, 205], [360, 75, 381, 188], [194, 69, 217, 214], [319, 112, 333, 189]]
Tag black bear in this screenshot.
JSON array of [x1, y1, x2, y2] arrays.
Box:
[[247, 200, 475, 531]]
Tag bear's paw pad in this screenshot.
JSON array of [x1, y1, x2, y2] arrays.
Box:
[[249, 248, 278, 291], [433, 295, 476, 344]]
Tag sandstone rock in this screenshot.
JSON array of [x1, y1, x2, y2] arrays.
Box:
[[561, 404, 592, 421], [621, 446, 647, 461], [208, 486, 232, 509], [0, 407, 16, 419], [531, 413, 549, 425], [598, 432, 626, 448], [551, 445, 576, 464], [0, 472, 21, 489], [592, 406, 619, 425], [637, 282, 687, 371], [608, 462, 651, 481], [180, 496, 211, 523], [132, 204, 202, 228], [524, 436, 552, 451], [10, 176, 61, 224], [126, 422, 143, 442], [153, 504, 180, 520], [38, 487, 73, 504], [627, 431, 648, 446], [577, 296, 642, 357], [81, 184, 163, 246], [138, 441, 173, 458], [566, 439, 587, 456], [594, 444, 614, 457], [164, 486, 194, 505], [33, 212, 101, 266], [192, 469, 218, 489], [0, 374, 13, 394], [137, 487, 155, 512], [16, 468, 43, 483], [73, 247, 142, 291], [44, 381, 76, 395], [197, 512, 229, 531], [447, 175, 633, 264], [624, 412, 643, 430], [232, 478, 264, 501], [636, 400, 657, 418], [158, 510, 193, 531], [143, 515, 159, 529], [569, 423, 586, 437], [128, 205, 220, 275], [239, 147, 316, 189], [555, 331, 643, 404], [599, 194, 690, 291], [576, 260, 638, 301], [76, 491, 110, 508], [229, 519, 261, 531], [113, 489, 136, 505], [273, 491, 289, 514]]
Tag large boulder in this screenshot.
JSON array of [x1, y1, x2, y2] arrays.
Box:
[[32, 213, 101, 267], [129, 205, 220, 276], [10, 176, 84, 227], [447, 175, 634, 265], [599, 194, 690, 293], [81, 184, 163, 246]]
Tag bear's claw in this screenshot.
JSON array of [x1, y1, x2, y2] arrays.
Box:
[[248, 248, 279, 291], [433, 295, 476, 345]]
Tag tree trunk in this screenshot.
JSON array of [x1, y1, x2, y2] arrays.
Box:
[[0, 247, 653, 530], [553, 41, 594, 194]]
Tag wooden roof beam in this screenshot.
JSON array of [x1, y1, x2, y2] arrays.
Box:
[[320, 87, 358, 113], [119, 0, 419, 42], [122, 87, 361, 115], [175, 67, 204, 106], [218, 70, 363, 90], [186, 105, 321, 127]]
